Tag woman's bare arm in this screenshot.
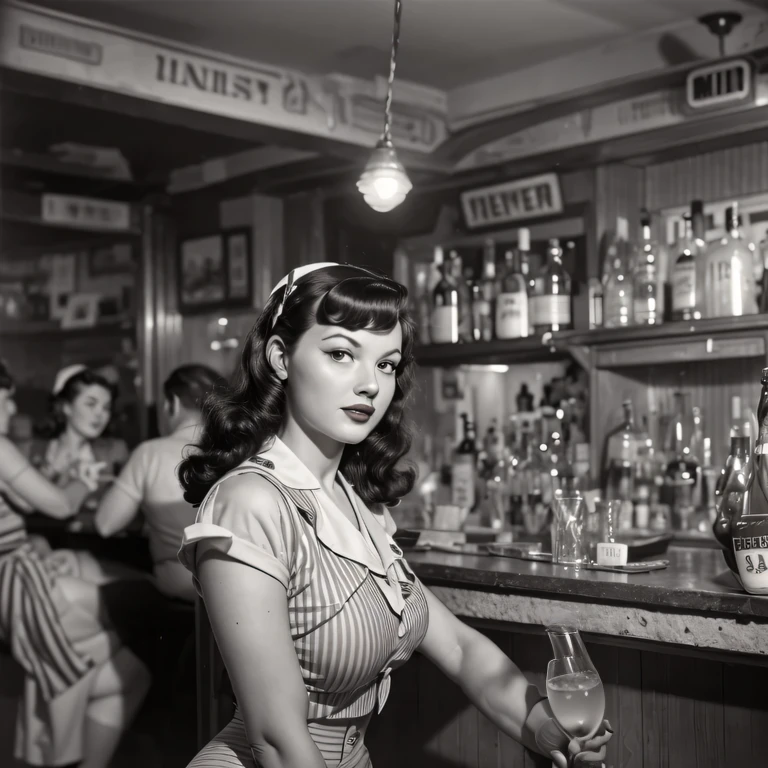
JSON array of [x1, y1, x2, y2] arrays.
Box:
[[197, 547, 327, 768], [0, 436, 76, 519]]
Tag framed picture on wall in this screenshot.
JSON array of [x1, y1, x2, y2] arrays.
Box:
[[224, 229, 252, 303], [178, 234, 226, 313]]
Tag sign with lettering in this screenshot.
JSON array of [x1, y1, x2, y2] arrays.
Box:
[[460, 173, 563, 230], [41, 194, 132, 231], [0, 2, 446, 153], [733, 534, 768, 593], [685, 58, 753, 112]]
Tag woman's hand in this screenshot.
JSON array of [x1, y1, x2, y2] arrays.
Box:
[[536, 718, 612, 767], [76, 461, 108, 492]]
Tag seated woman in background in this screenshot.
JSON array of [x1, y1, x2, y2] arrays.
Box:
[[28, 364, 129, 492], [0, 361, 151, 768], [95, 363, 226, 602]]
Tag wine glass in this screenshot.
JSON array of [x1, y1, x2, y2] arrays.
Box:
[[545, 626, 605, 740]]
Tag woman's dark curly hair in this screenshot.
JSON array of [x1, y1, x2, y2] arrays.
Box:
[[36, 369, 116, 439], [0, 361, 13, 392], [179, 264, 417, 507]]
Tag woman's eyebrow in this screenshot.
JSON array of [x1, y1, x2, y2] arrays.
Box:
[[322, 333, 360, 347]]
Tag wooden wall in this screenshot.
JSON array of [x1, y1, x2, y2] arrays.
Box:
[[366, 626, 768, 768]]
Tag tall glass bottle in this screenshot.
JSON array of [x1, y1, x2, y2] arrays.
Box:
[[602, 217, 634, 327], [663, 391, 700, 530], [671, 214, 697, 321], [700, 203, 758, 318], [448, 250, 473, 342], [412, 262, 432, 345], [429, 246, 459, 344], [632, 211, 663, 325], [601, 400, 644, 500], [495, 231, 530, 340], [724, 368, 768, 594], [481, 239, 497, 338], [451, 414, 477, 512], [529, 238, 572, 334]]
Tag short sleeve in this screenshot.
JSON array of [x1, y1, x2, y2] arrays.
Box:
[[178, 472, 292, 590], [111, 444, 150, 503]]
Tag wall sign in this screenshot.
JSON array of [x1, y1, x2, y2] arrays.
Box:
[[685, 58, 754, 112], [41, 194, 132, 231], [460, 173, 564, 230], [1, 2, 446, 153]]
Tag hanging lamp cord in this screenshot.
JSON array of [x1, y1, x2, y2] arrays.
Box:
[[381, 0, 402, 145]]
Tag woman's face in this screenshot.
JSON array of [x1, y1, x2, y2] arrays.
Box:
[[63, 384, 112, 440], [0, 388, 17, 436], [282, 321, 403, 446]]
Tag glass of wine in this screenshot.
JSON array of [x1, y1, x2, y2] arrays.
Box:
[[545, 626, 605, 740]]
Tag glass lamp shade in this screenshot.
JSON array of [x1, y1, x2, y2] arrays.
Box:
[[357, 143, 413, 212]]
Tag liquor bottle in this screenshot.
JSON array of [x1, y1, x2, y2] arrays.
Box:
[[758, 238, 768, 313], [724, 368, 768, 594], [530, 238, 572, 334], [495, 232, 530, 339], [712, 432, 751, 546], [451, 414, 477, 512], [601, 400, 643, 500], [481, 239, 498, 335], [671, 214, 697, 321], [699, 203, 758, 318], [663, 391, 700, 530], [602, 217, 634, 328], [429, 246, 459, 344], [449, 250, 473, 342], [632, 211, 663, 325], [469, 282, 493, 342], [516, 383, 535, 412]]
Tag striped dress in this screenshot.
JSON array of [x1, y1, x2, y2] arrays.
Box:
[[179, 437, 430, 768]]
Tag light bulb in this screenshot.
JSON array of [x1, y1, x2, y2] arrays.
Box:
[[357, 142, 413, 213]]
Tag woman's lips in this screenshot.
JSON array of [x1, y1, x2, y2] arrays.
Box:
[[342, 405, 374, 424]]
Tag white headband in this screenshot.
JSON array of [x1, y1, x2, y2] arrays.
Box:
[[269, 262, 339, 327], [52, 364, 87, 396]]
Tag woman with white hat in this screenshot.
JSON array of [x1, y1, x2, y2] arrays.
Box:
[[0, 360, 150, 768]]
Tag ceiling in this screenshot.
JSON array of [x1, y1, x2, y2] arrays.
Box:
[[29, 0, 768, 90]]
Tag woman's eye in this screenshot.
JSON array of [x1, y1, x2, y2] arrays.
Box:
[[329, 350, 352, 362], [379, 361, 397, 374]]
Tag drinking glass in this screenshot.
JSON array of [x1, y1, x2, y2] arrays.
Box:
[[545, 626, 605, 739], [551, 496, 587, 565]]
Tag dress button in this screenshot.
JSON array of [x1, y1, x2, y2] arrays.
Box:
[[346, 730, 360, 746], [390, 543, 403, 556]]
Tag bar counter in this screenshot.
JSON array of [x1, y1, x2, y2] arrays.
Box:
[[405, 546, 768, 657]]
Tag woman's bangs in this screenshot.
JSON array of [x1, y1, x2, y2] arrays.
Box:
[[317, 276, 407, 332]]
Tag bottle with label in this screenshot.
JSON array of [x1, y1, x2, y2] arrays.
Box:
[[481, 239, 497, 338], [632, 211, 663, 325], [495, 231, 530, 339], [725, 368, 768, 594], [602, 217, 634, 328], [429, 246, 459, 344], [470, 282, 493, 342], [671, 214, 697, 321], [663, 391, 700, 530], [449, 251, 473, 342], [699, 202, 758, 318], [451, 414, 478, 513], [412, 262, 432, 345], [530, 238, 572, 334]]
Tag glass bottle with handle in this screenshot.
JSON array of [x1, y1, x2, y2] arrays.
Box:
[[545, 626, 605, 740]]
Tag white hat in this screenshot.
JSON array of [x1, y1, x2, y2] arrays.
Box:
[[52, 364, 87, 396]]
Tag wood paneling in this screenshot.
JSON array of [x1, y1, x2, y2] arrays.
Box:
[[645, 142, 768, 211]]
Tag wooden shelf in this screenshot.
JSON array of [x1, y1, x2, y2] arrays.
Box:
[[414, 316, 768, 368], [414, 334, 570, 367], [0, 317, 135, 339]]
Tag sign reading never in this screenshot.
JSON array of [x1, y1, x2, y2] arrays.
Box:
[[460, 173, 563, 230]]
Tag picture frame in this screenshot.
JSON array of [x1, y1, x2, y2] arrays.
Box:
[[177, 234, 226, 313], [224, 229, 252, 304], [61, 292, 100, 329], [88, 243, 136, 277]]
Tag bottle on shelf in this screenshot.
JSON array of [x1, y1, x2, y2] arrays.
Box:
[[600, 399, 644, 502], [451, 414, 478, 513], [530, 238, 572, 334], [663, 391, 700, 530], [671, 213, 698, 322], [429, 246, 459, 344], [448, 250, 473, 343], [699, 202, 758, 318], [722, 367, 768, 594], [495, 229, 530, 340], [516, 383, 535, 413], [470, 281, 493, 342], [481, 239, 498, 336], [632, 211, 663, 325], [758, 237, 768, 313], [588, 278, 603, 329], [602, 217, 634, 328]]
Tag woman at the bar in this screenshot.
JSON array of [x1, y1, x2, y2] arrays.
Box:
[[0, 361, 150, 768], [28, 364, 129, 492], [179, 263, 611, 768]]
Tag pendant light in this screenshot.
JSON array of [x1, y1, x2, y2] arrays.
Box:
[[356, 0, 413, 212]]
